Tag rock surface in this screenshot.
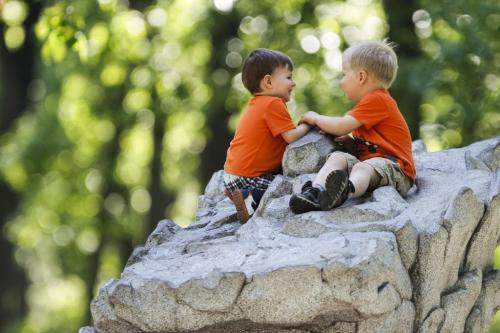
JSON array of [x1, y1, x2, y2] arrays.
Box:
[[87, 135, 500, 333]]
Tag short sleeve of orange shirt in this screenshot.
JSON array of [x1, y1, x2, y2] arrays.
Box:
[[347, 89, 416, 181], [224, 96, 296, 177]]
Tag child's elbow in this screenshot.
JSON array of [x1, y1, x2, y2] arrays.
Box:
[[336, 125, 353, 136], [283, 135, 296, 144], [282, 130, 297, 144]]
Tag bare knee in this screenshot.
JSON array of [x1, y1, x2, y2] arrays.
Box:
[[351, 161, 373, 174], [326, 152, 348, 169], [351, 162, 380, 187]]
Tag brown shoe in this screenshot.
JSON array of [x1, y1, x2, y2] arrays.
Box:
[[225, 189, 250, 224]]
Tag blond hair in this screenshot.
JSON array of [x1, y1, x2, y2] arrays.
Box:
[[342, 40, 398, 89]]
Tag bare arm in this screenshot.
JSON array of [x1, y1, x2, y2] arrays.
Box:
[[281, 123, 312, 144], [300, 111, 362, 136]]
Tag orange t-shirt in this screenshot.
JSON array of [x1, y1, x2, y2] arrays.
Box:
[[224, 96, 296, 177], [348, 89, 416, 181]]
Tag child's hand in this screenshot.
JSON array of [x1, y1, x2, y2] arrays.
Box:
[[299, 111, 319, 125]]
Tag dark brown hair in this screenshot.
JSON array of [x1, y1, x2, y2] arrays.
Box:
[[241, 48, 293, 94]]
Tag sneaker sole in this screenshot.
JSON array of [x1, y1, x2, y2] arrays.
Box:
[[319, 170, 348, 211], [289, 194, 320, 214], [229, 190, 250, 224]]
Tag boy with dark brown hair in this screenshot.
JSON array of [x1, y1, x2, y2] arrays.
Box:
[[224, 48, 312, 223]]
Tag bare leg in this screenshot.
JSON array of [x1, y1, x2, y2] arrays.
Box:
[[313, 152, 348, 189], [225, 189, 250, 224], [348, 162, 381, 198]]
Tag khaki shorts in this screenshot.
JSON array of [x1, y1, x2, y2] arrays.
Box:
[[329, 151, 413, 196]]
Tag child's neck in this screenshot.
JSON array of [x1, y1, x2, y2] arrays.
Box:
[[253, 92, 285, 102], [254, 91, 275, 97], [355, 83, 385, 102]]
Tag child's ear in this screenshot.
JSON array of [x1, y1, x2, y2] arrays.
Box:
[[258, 74, 273, 92], [358, 70, 368, 84], [263, 74, 272, 87]]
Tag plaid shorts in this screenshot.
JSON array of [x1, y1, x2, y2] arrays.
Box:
[[223, 172, 276, 192]]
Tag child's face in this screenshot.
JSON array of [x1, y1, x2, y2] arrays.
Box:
[[340, 62, 360, 101], [268, 65, 296, 102]]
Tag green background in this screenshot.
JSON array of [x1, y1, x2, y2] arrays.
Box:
[[0, 0, 498, 332]]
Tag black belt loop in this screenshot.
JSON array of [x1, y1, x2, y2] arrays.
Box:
[[354, 138, 378, 154], [353, 137, 398, 163]]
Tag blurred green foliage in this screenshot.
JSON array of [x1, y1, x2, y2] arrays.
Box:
[[416, 0, 500, 151], [0, 0, 498, 332]]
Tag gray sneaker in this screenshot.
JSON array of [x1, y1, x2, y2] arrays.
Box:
[[319, 170, 350, 210], [289, 181, 321, 214]]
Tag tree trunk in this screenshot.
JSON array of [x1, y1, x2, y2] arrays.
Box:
[[199, 10, 242, 187], [0, 1, 43, 328], [148, 112, 172, 234], [383, 0, 422, 140]]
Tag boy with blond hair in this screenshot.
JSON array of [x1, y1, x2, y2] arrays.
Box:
[[224, 48, 312, 223], [290, 40, 416, 213]]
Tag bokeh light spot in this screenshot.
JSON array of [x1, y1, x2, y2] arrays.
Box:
[[131, 188, 151, 213], [147, 8, 167, 27], [104, 193, 125, 216], [4, 26, 25, 50], [225, 52, 242, 68], [214, 0, 234, 13], [284, 11, 301, 25], [1, 1, 28, 25], [77, 229, 100, 254], [301, 35, 321, 54]]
